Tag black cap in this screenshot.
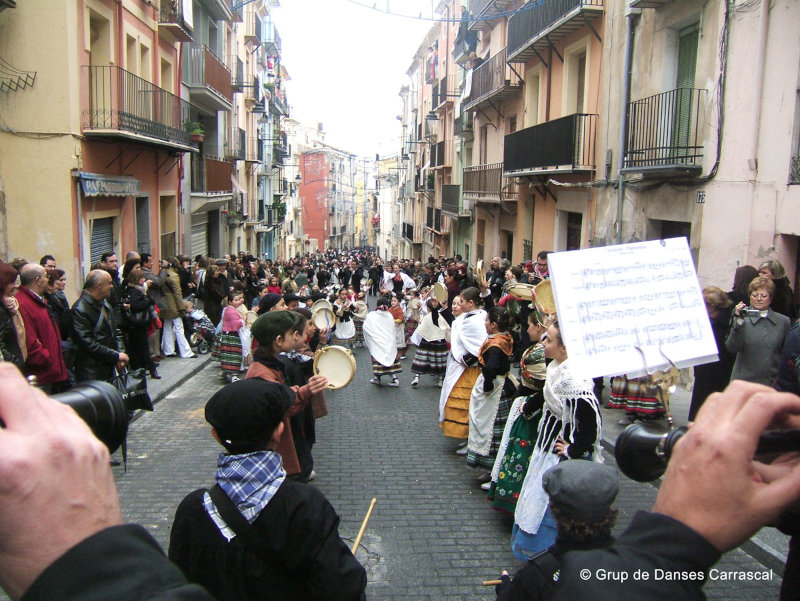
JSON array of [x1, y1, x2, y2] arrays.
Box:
[[542, 461, 619, 523], [205, 378, 294, 454]]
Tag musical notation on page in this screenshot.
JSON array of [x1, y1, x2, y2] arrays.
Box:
[[548, 238, 719, 379]]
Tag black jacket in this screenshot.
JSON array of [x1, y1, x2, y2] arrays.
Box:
[[21, 525, 214, 601], [71, 290, 121, 383], [45, 291, 73, 341], [169, 481, 367, 601], [0, 303, 24, 368]]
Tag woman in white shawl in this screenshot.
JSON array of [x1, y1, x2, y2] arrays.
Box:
[[363, 295, 402, 387], [438, 288, 488, 440], [511, 319, 602, 560]]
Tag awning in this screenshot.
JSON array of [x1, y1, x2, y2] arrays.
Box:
[[75, 172, 140, 197]]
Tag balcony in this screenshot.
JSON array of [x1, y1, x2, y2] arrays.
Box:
[[245, 11, 261, 45], [504, 113, 597, 176], [184, 44, 232, 114], [272, 130, 287, 164], [629, 0, 670, 7], [433, 74, 457, 109], [507, 0, 603, 63], [463, 49, 522, 113], [425, 56, 439, 84], [426, 207, 443, 233], [269, 88, 288, 116], [424, 116, 438, 140], [230, 0, 243, 22], [454, 112, 474, 140], [267, 202, 286, 225], [263, 20, 282, 57], [463, 163, 503, 203], [622, 88, 706, 177], [441, 184, 461, 216], [431, 140, 450, 170], [225, 127, 246, 161], [245, 137, 262, 163], [244, 75, 259, 105], [231, 57, 244, 92], [82, 65, 198, 152], [402, 221, 414, 241], [158, 0, 193, 42], [466, 0, 525, 32], [191, 155, 233, 194]]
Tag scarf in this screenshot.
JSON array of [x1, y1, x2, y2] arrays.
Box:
[[203, 450, 286, 540], [478, 332, 513, 365]]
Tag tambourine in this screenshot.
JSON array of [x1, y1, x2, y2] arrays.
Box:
[[508, 283, 535, 300], [312, 307, 336, 330], [311, 298, 333, 314], [313, 345, 356, 389], [432, 281, 447, 303], [245, 310, 258, 327], [532, 279, 557, 315], [475, 259, 484, 282]]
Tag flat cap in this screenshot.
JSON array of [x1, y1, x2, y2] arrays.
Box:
[[205, 378, 294, 454], [542, 460, 619, 523]]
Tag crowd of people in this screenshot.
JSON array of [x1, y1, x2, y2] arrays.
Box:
[[1, 246, 800, 600]]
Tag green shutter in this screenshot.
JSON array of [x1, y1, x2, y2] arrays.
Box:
[[673, 24, 700, 162]]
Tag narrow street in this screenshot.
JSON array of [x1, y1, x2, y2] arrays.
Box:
[[112, 349, 782, 601]]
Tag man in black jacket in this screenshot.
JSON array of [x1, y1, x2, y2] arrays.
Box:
[[71, 269, 128, 383], [169, 378, 367, 601]]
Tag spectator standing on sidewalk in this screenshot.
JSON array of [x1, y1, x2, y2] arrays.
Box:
[[0, 262, 25, 368], [160, 257, 196, 359], [16, 264, 69, 393], [71, 269, 129, 383]]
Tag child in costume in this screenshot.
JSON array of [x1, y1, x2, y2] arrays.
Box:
[[363, 296, 401, 387], [388, 295, 407, 360], [409, 298, 449, 388]]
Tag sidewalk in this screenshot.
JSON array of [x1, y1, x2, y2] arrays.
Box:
[[595, 377, 790, 574]]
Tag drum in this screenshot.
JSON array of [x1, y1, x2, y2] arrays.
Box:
[[533, 279, 557, 315], [245, 310, 258, 327], [508, 283, 536, 301], [312, 307, 336, 330], [313, 345, 356, 389], [311, 298, 333, 314], [432, 281, 447, 303]]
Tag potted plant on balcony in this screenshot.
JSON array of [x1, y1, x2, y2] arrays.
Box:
[[186, 121, 204, 143]]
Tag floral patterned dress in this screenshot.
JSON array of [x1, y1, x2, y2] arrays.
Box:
[[487, 398, 540, 516]]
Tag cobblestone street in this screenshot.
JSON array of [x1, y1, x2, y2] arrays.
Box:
[[111, 348, 783, 600]]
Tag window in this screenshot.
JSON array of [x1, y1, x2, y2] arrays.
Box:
[[524, 68, 542, 127], [791, 74, 800, 183], [564, 41, 589, 116], [508, 116, 517, 135]]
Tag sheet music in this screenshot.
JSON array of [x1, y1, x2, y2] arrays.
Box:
[[548, 238, 718, 379]]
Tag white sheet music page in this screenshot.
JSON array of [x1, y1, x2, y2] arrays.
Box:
[[547, 238, 719, 379]]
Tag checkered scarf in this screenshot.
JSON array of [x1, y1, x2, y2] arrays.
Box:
[[203, 450, 286, 538]]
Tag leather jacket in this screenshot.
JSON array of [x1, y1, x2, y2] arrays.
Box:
[[71, 290, 122, 383]]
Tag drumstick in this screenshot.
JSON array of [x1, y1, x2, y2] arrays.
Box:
[[482, 580, 503, 586], [351, 497, 377, 554]]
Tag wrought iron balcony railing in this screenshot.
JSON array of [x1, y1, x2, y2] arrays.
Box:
[[191, 155, 233, 194], [225, 127, 246, 160], [454, 112, 474, 139], [433, 74, 457, 109], [463, 48, 522, 112], [463, 163, 503, 201], [82, 65, 196, 151], [441, 184, 461, 216], [245, 11, 261, 44], [507, 0, 603, 63], [158, 0, 193, 42], [184, 44, 233, 109], [623, 88, 706, 175], [465, 0, 524, 32], [231, 57, 244, 92], [504, 113, 597, 175], [791, 153, 800, 185], [263, 19, 282, 57], [426, 207, 442, 232], [245, 137, 261, 163]]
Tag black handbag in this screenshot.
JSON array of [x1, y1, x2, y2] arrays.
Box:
[[111, 367, 154, 412], [124, 305, 151, 328]]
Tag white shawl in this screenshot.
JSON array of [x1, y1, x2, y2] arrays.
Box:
[[363, 310, 397, 367], [513, 359, 603, 535], [437, 310, 488, 422]]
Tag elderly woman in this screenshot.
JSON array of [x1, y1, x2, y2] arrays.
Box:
[[725, 276, 790, 386], [757, 259, 795, 320], [688, 287, 735, 420]]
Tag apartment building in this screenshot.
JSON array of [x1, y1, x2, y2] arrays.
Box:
[[596, 0, 800, 290], [0, 0, 196, 297]]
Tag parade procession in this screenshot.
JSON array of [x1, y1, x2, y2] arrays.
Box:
[[2, 0, 800, 600]]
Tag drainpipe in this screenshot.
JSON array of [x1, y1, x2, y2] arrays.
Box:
[[616, 8, 638, 245]]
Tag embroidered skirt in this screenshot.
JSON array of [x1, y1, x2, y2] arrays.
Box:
[[354, 319, 364, 344], [404, 318, 419, 343], [372, 356, 401, 376], [218, 332, 243, 373], [410, 339, 448, 376], [609, 375, 665, 417], [441, 366, 480, 439], [488, 410, 539, 516]]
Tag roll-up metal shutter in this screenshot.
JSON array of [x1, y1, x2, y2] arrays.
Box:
[[191, 212, 209, 257], [90, 217, 114, 263]]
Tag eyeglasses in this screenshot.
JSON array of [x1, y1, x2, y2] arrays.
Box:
[[750, 292, 770, 299]]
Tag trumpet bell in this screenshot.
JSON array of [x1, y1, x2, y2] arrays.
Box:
[[614, 422, 686, 482]]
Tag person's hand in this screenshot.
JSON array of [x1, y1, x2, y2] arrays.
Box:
[[116, 352, 130, 371], [2, 296, 17, 314], [0, 364, 122, 599], [652, 380, 800, 552], [554, 437, 570, 457], [495, 571, 511, 597], [307, 374, 328, 394], [734, 301, 746, 317]]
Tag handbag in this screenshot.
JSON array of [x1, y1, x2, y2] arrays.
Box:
[[111, 367, 153, 412], [124, 305, 152, 328]]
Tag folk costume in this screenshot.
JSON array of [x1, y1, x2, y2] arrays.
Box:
[[388, 304, 407, 357], [363, 303, 401, 381], [404, 296, 422, 344], [466, 332, 513, 470], [511, 358, 602, 560], [330, 299, 356, 349], [438, 309, 488, 438], [352, 298, 368, 347], [409, 307, 449, 381], [609, 375, 665, 419], [218, 304, 248, 379]]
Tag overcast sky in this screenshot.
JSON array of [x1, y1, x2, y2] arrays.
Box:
[[273, 0, 438, 159]]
